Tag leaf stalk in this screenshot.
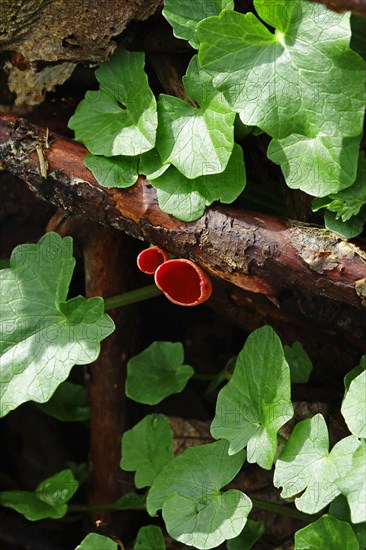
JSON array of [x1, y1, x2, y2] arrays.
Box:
[[104, 285, 162, 310], [251, 497, 320, 523]]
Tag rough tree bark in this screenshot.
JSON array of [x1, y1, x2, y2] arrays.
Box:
[[0, 0, 162, 62], [0, 0, 162, 108], [1, 113, 366, 310]]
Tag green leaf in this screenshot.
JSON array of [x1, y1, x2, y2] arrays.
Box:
[[329, 495, 366, 549], [66, 461, 89, 485], [125, 341, 194, 405], [344, 356, 366, 391], [0, 469, 78, 521], [198, 2, 366, 199], [197, 4, 366, 140], [317, 153, 366, 221], [295, 515, 360, 550], [267, 135, 361, 197], [205, 357, 235, 395], [134, 525, 166, 550], [351, 15, 366, 61], [0, 232, 115, 417], [84, 153, 138, 188], [324, 210, 365, 239], [312, 197, 332, 213], [147, 440, 251, 549], [113, 492, 147, 510], [121, 414, 173, 488], [157, 56, 235, 179], [336, 440, 366, 524], [234, 116, 253, 140], [37, 381, 90, 422], [154, 168, 206, 220], [284, 341, 313, 384], [341, 370, 366, 438], [139, 149, 170, 180], [75, 533, 117, 550], [68, 49, 157, 156], [162, 0, 234, 49], [226, 519, 265, 550], [210, 326, 293, 469], [152, 143, 246, 222], [183, 55, 231, 112], [311, 151, 366, 236], [274, 414, 360, 514]]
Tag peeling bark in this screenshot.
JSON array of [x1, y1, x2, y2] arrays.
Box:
[[0, 114, 366, 309]]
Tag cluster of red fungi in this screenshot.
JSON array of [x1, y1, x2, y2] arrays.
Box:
[[136, 247, 212, 306]]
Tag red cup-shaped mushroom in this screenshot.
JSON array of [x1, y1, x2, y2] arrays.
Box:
[[154, 259, 212, 306], [137, 247, 170, 275]]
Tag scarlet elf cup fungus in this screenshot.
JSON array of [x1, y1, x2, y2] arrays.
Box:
[[136, 247, 170, 275], [154, 259, 212, 307], [136, 247, 212, 306]]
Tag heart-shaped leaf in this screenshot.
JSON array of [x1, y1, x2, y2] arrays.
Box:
[[198, 3, 365, 140], [284, 341, 313, 384], [152, 143, 246, 222], [163, 0, 234, 49], [295, 515, 359, 550], [341, 369, 366, 438], [37, 381, 90, 422], [125, 341, 194, 405], [84, 153, 139, 188], [336, 440, 366, 524], [147, 439, 251, 549], [329, 496, 366, 547], [121, 414, 173, 488], [227, 519, 265, 550], [0, 232, 114, 417], [211, 326, 293, 469], [69, 49, 157, 156], [267, 135, 361, 197], [274, 414, 360, 514], [157, 57, 235, 179], [75, 533, 117, 550], [0, 470, 78, 521], [134, 525, 166, 550]]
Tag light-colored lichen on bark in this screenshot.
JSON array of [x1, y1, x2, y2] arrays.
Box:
[[5, 61, 76, 106], [355, 278, 366, 307], [288, 224, 363, 274]]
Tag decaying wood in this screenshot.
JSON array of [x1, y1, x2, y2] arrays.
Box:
[[0, 0, 162, 62], [167, 416, 212, 454], [0, 0, 162, 109], [0, 113, 366, 310]]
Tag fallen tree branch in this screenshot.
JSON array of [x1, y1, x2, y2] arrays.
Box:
[[0, 113, 366, 309]]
